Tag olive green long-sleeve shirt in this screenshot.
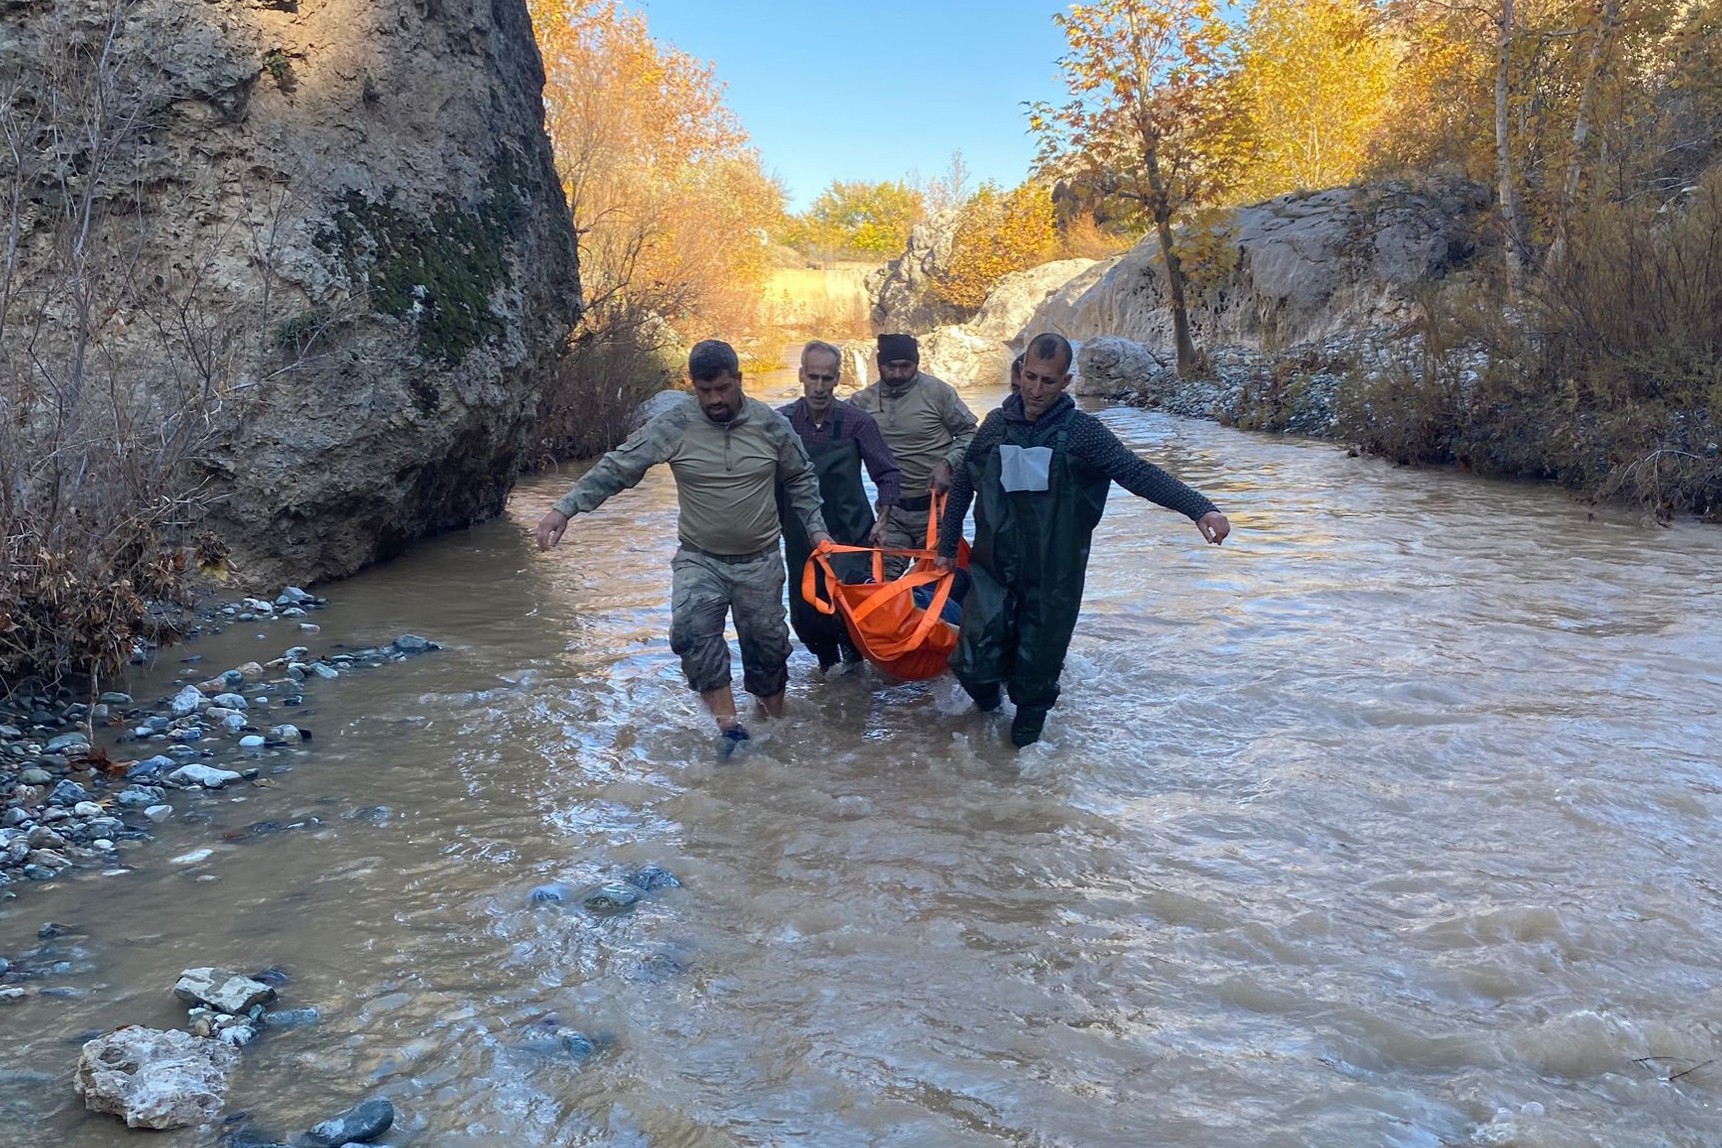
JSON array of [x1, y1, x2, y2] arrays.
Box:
[[850, 371, 978, 497], [553, 395, 827, 555]]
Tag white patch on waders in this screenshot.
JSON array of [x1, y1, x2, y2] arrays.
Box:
[[999, 444, 1053, 492]]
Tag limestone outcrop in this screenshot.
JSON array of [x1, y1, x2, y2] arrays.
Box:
[[1075, 336, 1166, 398], [1026, 180, 1489, 356], [964, 259, 1100, 343], [862, 253, 1101, 389], [0, 0, 579, 586], [867, 210, 966, 333]]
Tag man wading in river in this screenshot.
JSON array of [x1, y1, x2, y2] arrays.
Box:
[[777, 340, 903, 673], [536, 340, 830, 747], [851, 332, 978, 577], [936, 332, 1231, 748]]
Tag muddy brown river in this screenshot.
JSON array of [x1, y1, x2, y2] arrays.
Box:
[[4, 383, 1722, 1147]]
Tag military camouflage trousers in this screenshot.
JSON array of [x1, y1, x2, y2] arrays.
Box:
[[879, 502, 932, 580], [669, 546, 791, 698]]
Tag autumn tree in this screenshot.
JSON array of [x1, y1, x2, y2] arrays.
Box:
[[1030, 0, 1246, 377], [781, 179, 925, 261], [931, 182, 1058, 310], [1235, 0, 1399, 201], [529, 0, 782, 336], [1370, 0, 1494, 175]]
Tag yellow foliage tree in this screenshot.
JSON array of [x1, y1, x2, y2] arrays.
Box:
[[1236, 0, 1400, 201], [528, 0, 783, 335], [1369, 4, 1494, 177], [1371, 0, 1722, 277], [781, 180, 926, 261], [932, 182, 1057, 311], [1029, 0, 1247, 377]]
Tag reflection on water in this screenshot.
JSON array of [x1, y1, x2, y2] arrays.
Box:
[[5, 389, 1722, 1147]]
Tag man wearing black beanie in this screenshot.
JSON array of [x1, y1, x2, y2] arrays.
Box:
[[852, 332, 978, 577]]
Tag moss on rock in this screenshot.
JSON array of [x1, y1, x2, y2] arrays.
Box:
[[318, 164, 526, 368]]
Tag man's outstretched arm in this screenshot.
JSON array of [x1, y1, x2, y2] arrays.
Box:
[[1078, 416, 1231, 544], [536, 414, 682, 549]]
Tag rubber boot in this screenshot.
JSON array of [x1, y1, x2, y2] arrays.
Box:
[[964, 680, 1003, 713], [1009, 707, 1048, 747]]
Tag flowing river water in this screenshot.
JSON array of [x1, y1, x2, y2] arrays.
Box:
[[4, 381, 1722, 1147]]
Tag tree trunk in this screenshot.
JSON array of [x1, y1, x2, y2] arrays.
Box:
[[1496, 0, 1526, 286], [1561, 0, 1622, 234], [1144, 147, 1199, 377]]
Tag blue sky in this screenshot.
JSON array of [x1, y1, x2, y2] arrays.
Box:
[[636, 0, 1073, 211]]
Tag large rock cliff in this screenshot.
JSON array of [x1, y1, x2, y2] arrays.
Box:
[[866, 210, 965, 333], [0, 0, 579, 585]]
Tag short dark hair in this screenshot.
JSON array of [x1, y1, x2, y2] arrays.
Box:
[[1026, 332, 1073, 373], [688, 339, 740, 381], [1010, 352, 1025, 378]]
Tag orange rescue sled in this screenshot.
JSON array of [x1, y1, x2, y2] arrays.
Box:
[[800, 493, 969, 681]]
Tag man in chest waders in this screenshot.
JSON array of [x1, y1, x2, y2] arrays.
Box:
[[536, 340, 830, 749], [937, 333, 1231, 748], [852, 332, 978, 578], [776, 340, 904, 672]]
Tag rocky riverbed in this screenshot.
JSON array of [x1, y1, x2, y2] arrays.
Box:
[[73, 959, 397, 1140], [0, 585, 441, 935], [0, 571, 700, 1142]]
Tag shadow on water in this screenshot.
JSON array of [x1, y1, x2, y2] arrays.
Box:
[[4, 388, 1722, 1146]]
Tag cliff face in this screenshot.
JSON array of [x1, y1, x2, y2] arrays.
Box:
[[1, 0, 579, 584]]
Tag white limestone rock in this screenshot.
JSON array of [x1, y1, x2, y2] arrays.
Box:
[[75, 1026, 239, 1130]]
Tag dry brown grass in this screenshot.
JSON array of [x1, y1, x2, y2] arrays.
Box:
[[1338, 167, 1722, 519], [1056, 211, 1139, 260], [756, 262, 876, 340]]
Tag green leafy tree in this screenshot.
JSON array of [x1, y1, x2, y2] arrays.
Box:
[[784, 179, 925, 260]]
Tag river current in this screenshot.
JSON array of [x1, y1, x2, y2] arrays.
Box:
[[4, 383, 1722, 1147]]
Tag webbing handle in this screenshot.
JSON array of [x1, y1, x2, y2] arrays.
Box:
[[923, 490, 947, 552]]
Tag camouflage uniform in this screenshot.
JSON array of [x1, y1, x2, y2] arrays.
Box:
[[850, 371, 978, 572], [554, 395, 826, 696]]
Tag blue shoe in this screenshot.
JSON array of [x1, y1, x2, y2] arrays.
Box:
[[719, 724, 750, 759]]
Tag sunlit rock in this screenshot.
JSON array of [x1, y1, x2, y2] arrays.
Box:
[[173, 967, 278, 1013], [75, 1026, 238, 1130]]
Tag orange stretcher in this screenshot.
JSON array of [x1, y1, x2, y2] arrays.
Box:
[[799, 493, 969, 681]]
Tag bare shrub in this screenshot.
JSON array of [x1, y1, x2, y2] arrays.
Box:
[[1334, 285, 1475, 465], [1338, 168, 1722, 517], [532, 299, 677, 463], [1460, 173, 1722, 516], [0, 1, 315, 687]]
